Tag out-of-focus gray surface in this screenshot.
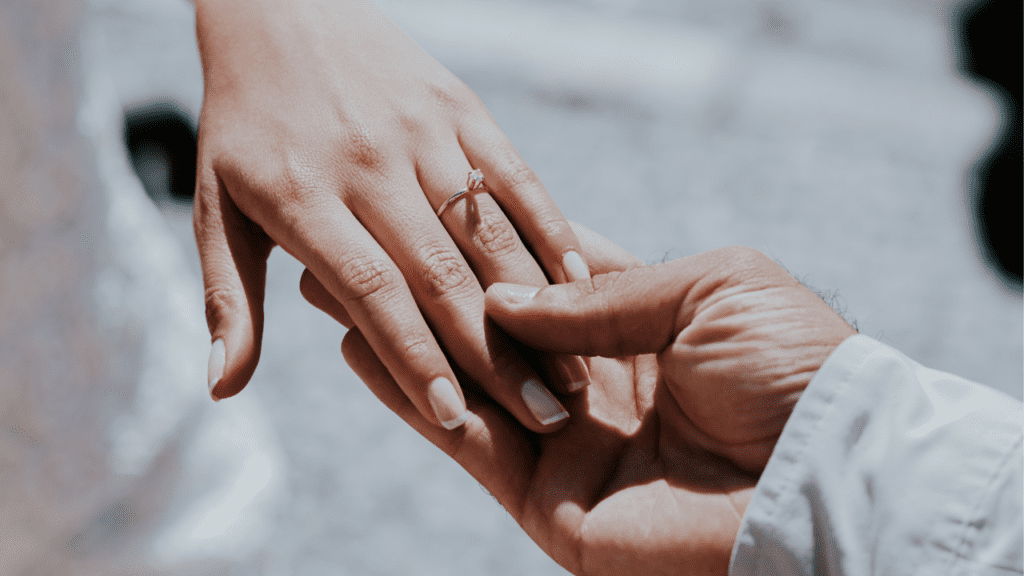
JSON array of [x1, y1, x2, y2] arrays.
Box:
[[1, 1, 284, 571], [92, 0, 1022, 572]]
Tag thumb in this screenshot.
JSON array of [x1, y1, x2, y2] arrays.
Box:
[[194, 173, 274, 401], [485, 246, 767, 357]]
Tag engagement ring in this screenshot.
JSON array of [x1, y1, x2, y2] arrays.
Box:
[[436, 169, 486, 217]]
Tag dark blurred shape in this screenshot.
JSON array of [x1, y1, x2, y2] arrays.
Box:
[[761, 5, 797, 43], [123, 102, 197, 205], [956, 0, 1022, 290]]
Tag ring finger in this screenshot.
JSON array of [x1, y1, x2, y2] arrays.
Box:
[[416, 139, 591, 395], [346, 163, 572, 431]]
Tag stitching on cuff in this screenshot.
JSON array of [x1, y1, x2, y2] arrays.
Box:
[[945, 432, 1024, 576]]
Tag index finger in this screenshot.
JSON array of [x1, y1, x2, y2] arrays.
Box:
[[231, 182, 471, 430]]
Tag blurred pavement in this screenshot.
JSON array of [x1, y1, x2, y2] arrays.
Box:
[[90, 0, 1022, 572]]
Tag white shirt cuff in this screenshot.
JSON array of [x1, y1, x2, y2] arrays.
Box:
[[730, 334, 1023, 575]]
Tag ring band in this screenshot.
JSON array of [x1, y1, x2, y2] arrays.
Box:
[[437, 169, 486, 217]]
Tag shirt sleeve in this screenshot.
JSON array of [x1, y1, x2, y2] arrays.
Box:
[[729, 334, 1023, 576]]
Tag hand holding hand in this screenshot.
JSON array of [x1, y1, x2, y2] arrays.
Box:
[[488, 243, 858, 472], [340, 225, 855, 575]]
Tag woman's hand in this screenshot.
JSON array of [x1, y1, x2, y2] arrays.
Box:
[[193, 0, 589, 431], [339, 225, 856, 575]]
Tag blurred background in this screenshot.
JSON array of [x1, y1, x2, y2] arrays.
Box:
[[3, 0, 1020, 573]]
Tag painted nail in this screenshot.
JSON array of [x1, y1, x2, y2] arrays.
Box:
[[521, 379, 569, 426], [207, 338, 225, 402], [557, 355, 591, 392], [428, 377, 469, 430], [490, 283, 539, 305], [562, 251, 591, 282]]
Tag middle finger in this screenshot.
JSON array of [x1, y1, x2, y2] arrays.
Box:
[[347, 164, 571, 431]]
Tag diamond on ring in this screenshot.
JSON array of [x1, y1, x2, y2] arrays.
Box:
[[437, 169, 487, 217]]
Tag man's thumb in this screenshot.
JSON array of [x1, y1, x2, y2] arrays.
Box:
[[484, 267, 681, 358], [485, 247, 762, 358]]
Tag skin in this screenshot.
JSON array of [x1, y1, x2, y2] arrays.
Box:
[[327, 225, 856, 575], [192, 0, 590, 431]]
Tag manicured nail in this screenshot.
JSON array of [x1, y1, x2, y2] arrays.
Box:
[[557, 355, 591, 392], [428, 377, 468, 430], [521, 379, 569, 426], [491, 283, 539, 305], [562, 251, 591, 282], [207, 338, 225, 402]]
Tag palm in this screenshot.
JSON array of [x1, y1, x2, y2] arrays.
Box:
[[456, 254, 853, 573], [457, 352, 756, 576]]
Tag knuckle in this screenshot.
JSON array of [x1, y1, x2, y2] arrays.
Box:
[[395, 110, 426, 142], [537, 215, 573, 243], [576, 271, 633, 356], [192, 170, 227, 231], [277, 155, 326, 209], [722, 246, 775, 283], [427, 80, 473, 116], [472, 208, 520, 259], [727, 245, 766, 265], [341, 124, 387, 173], [418, 244, 474, 298], [500, 157, 541, 192], [191, 191, 212, 232], [397, 334, 434, 364], [204, 285, 245, 331], [339, 254, 401, 304], [221, 150, 324, 219]]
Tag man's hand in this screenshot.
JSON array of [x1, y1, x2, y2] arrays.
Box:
[[338, 223, 855, 574], [193, 0, 590, 431], [488, 243, 858, 472]]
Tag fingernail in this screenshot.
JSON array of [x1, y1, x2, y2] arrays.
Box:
[[491, 283, 539, 305], [428, 377, 468, 430], [521, 379, 569, 426], [557, 355, 591, 392], [207, 338, 225, 402], [562, 251, 590, 282]]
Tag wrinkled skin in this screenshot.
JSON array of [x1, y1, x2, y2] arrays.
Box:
[[329, 224, 856, 575]]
